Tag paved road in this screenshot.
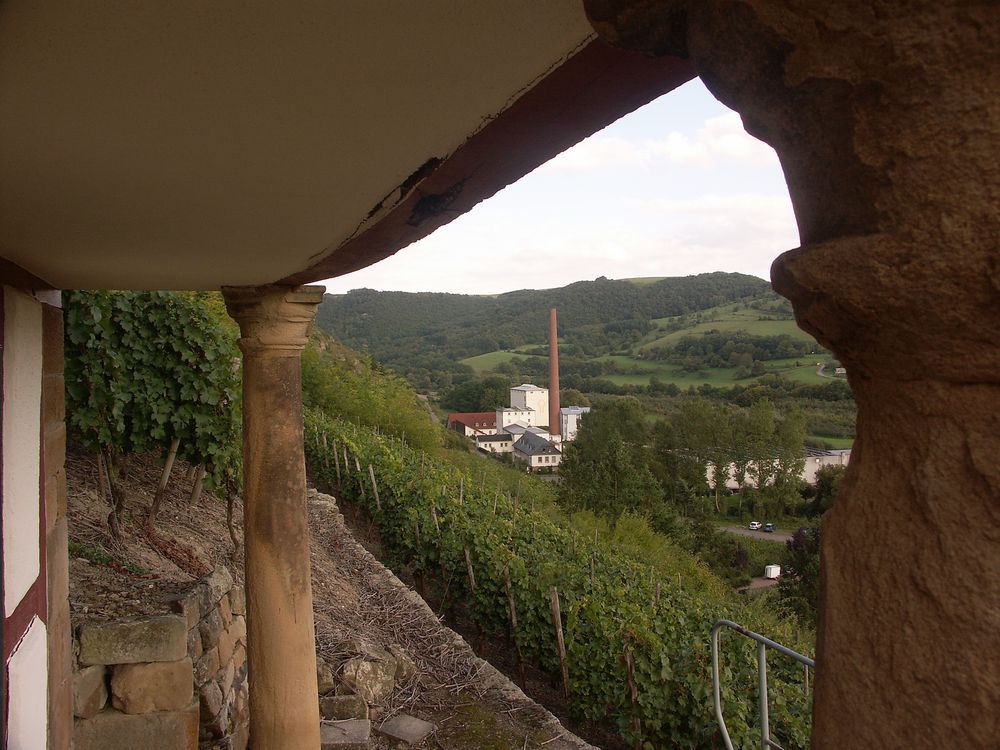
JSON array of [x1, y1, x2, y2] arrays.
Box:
[[721, 525, 793, 544]]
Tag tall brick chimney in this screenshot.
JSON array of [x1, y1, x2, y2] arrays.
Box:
[[549, 308, 560, 437]]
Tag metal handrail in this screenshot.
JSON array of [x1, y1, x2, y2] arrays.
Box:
[[711, 619, 815, 750]]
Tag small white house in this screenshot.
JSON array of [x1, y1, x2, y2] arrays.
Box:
[[497, 406, 537, 429], [512, 432, 562, 470], [476, 433, 515, 454], [764, 565, 782, 579]]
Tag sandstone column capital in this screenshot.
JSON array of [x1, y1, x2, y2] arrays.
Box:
[[222, 285, 325, 355]]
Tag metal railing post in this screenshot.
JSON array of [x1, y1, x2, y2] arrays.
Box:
[[711, 619, 815, 750], [758, 642, 770, 750]]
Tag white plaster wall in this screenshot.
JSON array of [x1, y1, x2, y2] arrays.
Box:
[[497, 409, 534, 429], [3, 287, 43, 616], [6, 615, 48, 750], [511, 387, 548, 424], [561, 413, 581, 441]]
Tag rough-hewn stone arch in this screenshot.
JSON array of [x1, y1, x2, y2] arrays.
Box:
[[585, 2, 1000, 747]]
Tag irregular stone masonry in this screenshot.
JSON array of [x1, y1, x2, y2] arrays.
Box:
[[71, 567, 249, 750]]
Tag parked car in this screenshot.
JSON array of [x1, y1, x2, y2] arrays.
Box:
[[749, 521, 762, 530], [763, 523, 775, 533]]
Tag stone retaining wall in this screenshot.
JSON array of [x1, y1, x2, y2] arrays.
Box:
[[72, 567, 248, 750]]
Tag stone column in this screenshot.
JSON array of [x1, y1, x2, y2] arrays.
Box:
[[585, 2, 999, 747], [223, 284, 324, 750]]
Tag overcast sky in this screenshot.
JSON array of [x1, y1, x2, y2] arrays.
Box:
[[322, 78, 799, 296]]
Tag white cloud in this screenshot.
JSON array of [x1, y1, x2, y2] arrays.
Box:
[[321, 81, 797, 296], [544, 135, 650, 171], [546, 112, 776, 173]]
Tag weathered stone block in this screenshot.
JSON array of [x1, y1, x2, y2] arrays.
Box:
[[377, 714, 435, 745], [169, 590, 200, 630], [338, 638, 390, 662], [111, 658, 193, 714], [198, 567, 233, 614], [320, 719, 370, 750], [232, 642, 247, 671], [218, 595, 233, 627], [79, 616, 187, 666], [203, 688, 233, 738], [217, 625, 236, 667], [317, 658, 336, 695], [320, 695, 368, 721], [218, 658, 235, 698], [73, 701, 198, 750], [388, 644, 417, 682], [199, 607, 224, 650], [229, 615, 247, 646], [340, 658, 396, 704], [187, 626, 203, 661], [199, 679, 224, 720], [195, 647, 220, 686], [229, 586, 245, 616], [73, 665, 108, 719]]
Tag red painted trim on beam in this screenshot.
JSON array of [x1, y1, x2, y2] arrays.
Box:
[[280, 40, 695, 286], [2, 578, 46, 664]]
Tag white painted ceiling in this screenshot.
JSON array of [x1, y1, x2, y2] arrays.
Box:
[[0, 1, 594, 289]]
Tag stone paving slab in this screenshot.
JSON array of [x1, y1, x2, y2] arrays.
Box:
[[320, 719, 371, 750], [377, 714, 435, 746]]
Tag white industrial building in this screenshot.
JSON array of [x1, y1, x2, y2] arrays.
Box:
[[510, 383, 548, 421], [496, 406, 538, 429], [559, 406, 590, 442], [708, 448, 852, 489]]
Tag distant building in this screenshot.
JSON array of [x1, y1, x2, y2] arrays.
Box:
[[475, 433, 515, 454], [801, 448, 851, 484], [497, 406, 538, 429], [708, 448, 852, 489], [504, 423, 549, 440], [559, 406, 590, 442], [447, 411, 497, 436], [512, 431, 562, 470], [510, 384, 549, 426]]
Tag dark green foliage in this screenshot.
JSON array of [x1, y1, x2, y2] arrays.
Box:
[[301, 334, 440, 452], [778, 524, 822, 624], [305, 411, 812, 749], [441, 375, 511, 412], [316, 273, 769, 390], [649, 330, 816, 368], [811, 465, 846, 514], [63, 291, 241, 492], [560, 398, 662, 515]]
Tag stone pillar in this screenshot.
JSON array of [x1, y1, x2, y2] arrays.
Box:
[[585, 2, 999, 747], [222, 284, 324, 750]]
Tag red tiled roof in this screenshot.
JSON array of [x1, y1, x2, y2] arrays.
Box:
[[447, 412, 497, 430]]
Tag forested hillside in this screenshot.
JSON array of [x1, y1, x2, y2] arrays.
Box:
[[316, 273, 769, 389]]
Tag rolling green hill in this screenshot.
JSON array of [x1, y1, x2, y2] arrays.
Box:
[[316, 273, 770, 389], [458, 294, 832, 390]]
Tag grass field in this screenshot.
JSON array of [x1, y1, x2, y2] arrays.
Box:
[[641, 314, 816, 352], [807, 435, 854, 449], [462, 296, 833, 391], [465, 350, 830, 389]]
